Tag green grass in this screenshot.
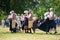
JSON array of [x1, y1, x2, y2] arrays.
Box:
[[0, 26, 60, 40]]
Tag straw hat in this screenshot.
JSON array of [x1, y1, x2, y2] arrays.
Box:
[[24, 10, 28, 14], [10, 10, 14, 14], [50, 8, 53, 11]]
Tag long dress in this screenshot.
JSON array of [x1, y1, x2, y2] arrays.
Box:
[[16, 16, 21, 30], [23, 17, 28, 29], [12, 19, 16, 32], [37, 19, 50, 32], [28, 13, 33, 29], [12, 13, 17, 32]]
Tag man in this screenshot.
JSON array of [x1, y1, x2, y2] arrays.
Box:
[[44, 12, 50, 20], [49, 8, 57, 34], [44, 11, 50, 34], [8, 10, 14, 32]]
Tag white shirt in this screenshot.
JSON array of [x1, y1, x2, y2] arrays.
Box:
[[49, 11, 54, 18], [58, 17, 60, 19], [20, 16, 25, 21], [8, 14, 13, 19], [33, 16, 37, 21], [28, 14, 32, 19], [2, 19, 5, 23], [44, 12, 50, 19], [16, 16, 21, 21]]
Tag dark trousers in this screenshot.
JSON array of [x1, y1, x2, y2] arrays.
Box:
[[46, 18, 50, 33], [9, 20, 12, 32], [49, 20, 56, 29], [12, 28, 16, 32], [32, 21, 37, 33], [21, 21, 24, 30]]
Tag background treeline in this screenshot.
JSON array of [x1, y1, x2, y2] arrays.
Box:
[[0, 0, 60, 21]]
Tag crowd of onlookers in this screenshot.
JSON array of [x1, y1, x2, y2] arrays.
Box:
[[1, 8, 60, 34], [55, 16, 60, 27]]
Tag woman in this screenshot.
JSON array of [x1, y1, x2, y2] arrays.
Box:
[[28, 10, 33, 33], [16, 14, 22, 31], [20, 14, 25, 30], [32, 14, 38, 33], [12, 13, 17, 32], [23, 10, 28, 33]]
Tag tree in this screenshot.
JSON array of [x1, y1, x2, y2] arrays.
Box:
[[0, 0, 60, 18]]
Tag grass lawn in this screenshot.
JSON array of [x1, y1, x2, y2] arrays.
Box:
[[0, 26, 60, 40]]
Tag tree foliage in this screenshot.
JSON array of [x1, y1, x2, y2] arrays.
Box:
[[0, 0, 60, 19]]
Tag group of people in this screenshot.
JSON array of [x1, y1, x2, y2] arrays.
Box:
[[2, 8, 60, 34], [44, 8, 57, 34], [55, 15, 60, 27], [2, 17, 9, 27], [8, 9, 37, 33]]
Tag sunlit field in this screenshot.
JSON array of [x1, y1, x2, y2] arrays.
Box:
[[0, 26, 60, 40]]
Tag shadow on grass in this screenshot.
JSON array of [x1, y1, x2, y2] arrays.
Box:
[[0, 32, 60, 35], [0, 31, 24, 34], [35, 33, 60, 35]]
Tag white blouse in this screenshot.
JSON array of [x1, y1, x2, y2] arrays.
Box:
[[8, 14, 13, 19]]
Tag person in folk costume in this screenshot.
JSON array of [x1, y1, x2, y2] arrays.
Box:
[[49, 8, 57, 34], [12, 13, 17, 32], [8, 10, 14, 32], [58, 16, 60, 26], [16, 14, 22, 31], [57, 16, 60, 27], [32, 14, 38, 33], [44, 12, 50, 20], [28, 9, 33, 33], [20, 14, 25, 30], [3, 16, 7, 27], [23, 10, 28, 33], [2, 18, 5, 28], [54, 14, 59, 26], [55, 16, 59, 27], [44, 11, 51, 34]]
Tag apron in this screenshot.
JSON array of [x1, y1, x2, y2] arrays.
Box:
[[28, 13, 33, 28], [12, 20, 16, 28], [28, 20, 33, 28], [17, 21, 21, 27]]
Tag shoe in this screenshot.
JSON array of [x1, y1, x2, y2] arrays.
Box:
[[46, 32, 48, 34], [54, 32, 57, 34], [50, 33, 52, 34]]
